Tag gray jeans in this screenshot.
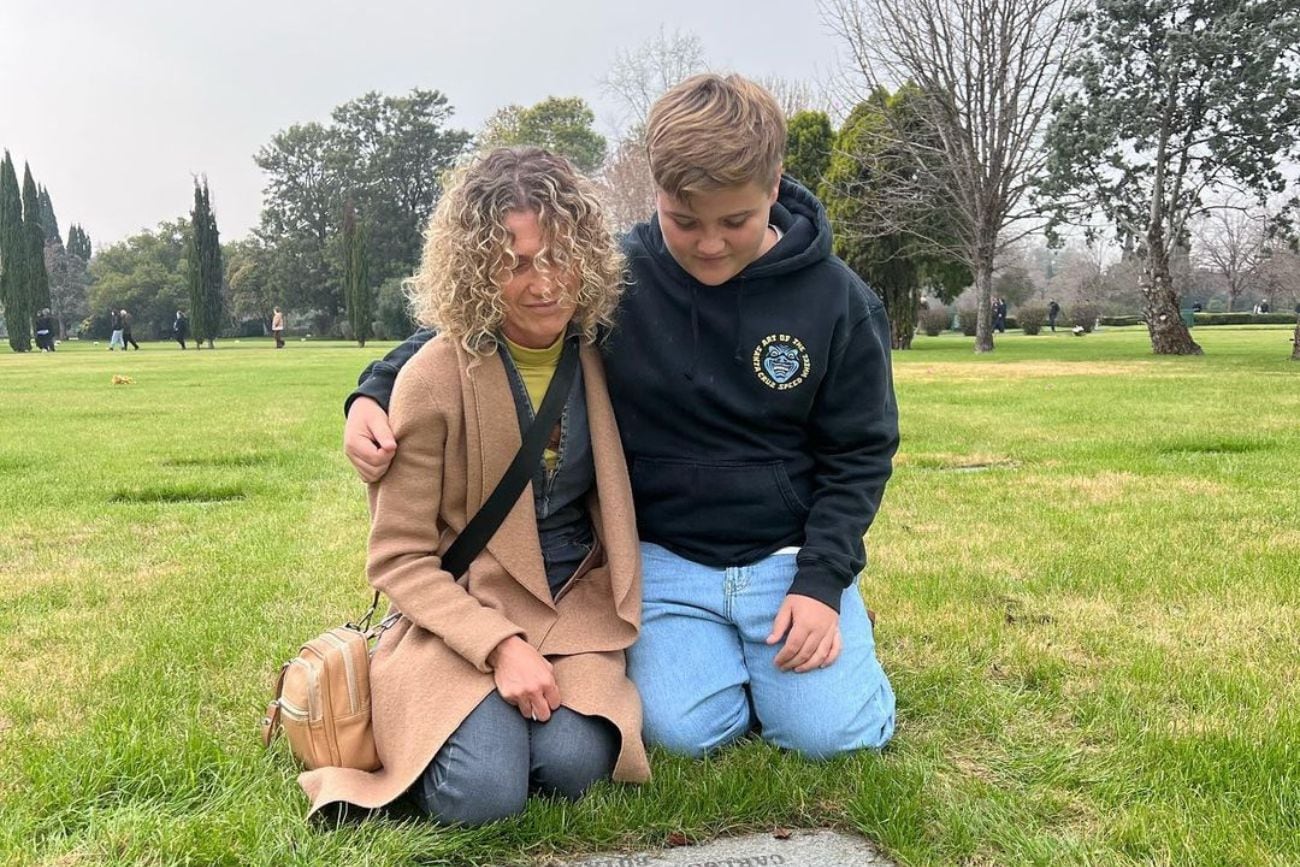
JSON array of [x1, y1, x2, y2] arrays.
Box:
[[412, 691, 620, 825]]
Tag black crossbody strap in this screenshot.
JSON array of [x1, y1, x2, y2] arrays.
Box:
[[441, 336, 579, 576], [355, 336, 580, 631]]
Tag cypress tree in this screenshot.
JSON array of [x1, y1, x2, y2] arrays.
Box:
[[22, 165, 51, 316], [187, 178, 224, 348], [0, 152, 32, 351], [343, 201, 372, 347], [38, 186, 60, 244], [67, 224, 92, 261]]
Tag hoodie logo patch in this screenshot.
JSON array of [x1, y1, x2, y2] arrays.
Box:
[[753, 335, 810, 390]]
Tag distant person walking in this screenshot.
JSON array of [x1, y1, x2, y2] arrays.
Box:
[[108, 308, 125, 350], [271, 307, 285, 349], [121, 309, 140, 350], [35, 308, 55, 351], [173, 310, 189, 349], [992, 296, 1008, 333], [1048, 300, 1061, 332]]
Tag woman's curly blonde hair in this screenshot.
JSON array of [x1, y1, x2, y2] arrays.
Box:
[[405, 146, 625, 356]]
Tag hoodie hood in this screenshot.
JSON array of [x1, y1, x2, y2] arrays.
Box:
[[625, 177, 834, 376], [630, 176, 833, 289]]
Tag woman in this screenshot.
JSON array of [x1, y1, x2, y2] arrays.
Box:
[[271, 306, 285, 348], [173, 310, 189, 349], [35, 308, 54, 351], [299, 147, 647, 824]]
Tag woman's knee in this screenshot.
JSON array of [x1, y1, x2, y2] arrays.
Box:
[[415, 692, 531, 825], [529, 708, 619, 799], [416, 755, 529, 825]]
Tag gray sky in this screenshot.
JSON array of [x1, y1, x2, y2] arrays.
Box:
[[0, 0, 842, 249]]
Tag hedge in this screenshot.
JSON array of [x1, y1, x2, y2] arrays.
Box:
[[1100, 313, 1300, 327]]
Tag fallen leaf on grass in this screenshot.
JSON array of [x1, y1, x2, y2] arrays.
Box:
[[772, 828, 792, 840], [667, 832, 691, 847], [111, 375, 134, 385]]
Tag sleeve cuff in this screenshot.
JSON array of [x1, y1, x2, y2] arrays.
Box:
[[447, 610, 527, 673], [788, 560, 851, 613], [343, 363, 398, 417]]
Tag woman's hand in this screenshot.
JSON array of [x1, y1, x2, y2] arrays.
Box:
[[487, 636, 562, 721]]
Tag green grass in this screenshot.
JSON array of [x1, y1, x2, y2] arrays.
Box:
[[1, 327, 1297, 866]]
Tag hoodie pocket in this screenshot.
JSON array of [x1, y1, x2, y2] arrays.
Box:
[[631, 458, 808, 548]]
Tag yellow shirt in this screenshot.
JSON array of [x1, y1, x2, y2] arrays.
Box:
[[504, 334, 563, 470]]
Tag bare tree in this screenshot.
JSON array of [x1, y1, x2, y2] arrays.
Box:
[[1193, 200, 1270, 313], [596, 138, 658, 234], [755, 75, 826, 118], [600, 27, 708, 136], [820, 0, 1085, 352]]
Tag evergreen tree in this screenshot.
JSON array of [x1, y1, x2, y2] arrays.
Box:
[[1042, 0, 1300, 356], [22, 165, 51, 316], [187, 179, 224, 348], [821, 90, 969, 350], [342, 201, 372, 347], [0, 152, 32, 351], [67, 224, 92, 261], [784, 111, 834, 191], [38, 185, 60, 244]]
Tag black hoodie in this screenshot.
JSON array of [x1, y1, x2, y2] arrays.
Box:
[[344, 179, 898, 612], [604, 178, 898, 611]]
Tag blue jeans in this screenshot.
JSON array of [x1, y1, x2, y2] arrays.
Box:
[[413, 691, 619, 826], [628, 543, 895, 759]]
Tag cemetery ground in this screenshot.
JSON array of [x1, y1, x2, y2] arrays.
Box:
[[0, 325, 1296, 866]]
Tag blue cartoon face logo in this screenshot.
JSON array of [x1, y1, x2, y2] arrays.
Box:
[[752, 335, 811, 390], [764, 344, 802, 384]]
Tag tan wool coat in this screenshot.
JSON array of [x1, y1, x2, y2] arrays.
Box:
[[299, 336, 649, 816]]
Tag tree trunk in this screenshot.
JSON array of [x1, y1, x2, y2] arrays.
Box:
[[973, 260, 995, 353], [1142, 226, 1202, 355], [1292, 315, 1300, 362], [886, 288, 918, 350]]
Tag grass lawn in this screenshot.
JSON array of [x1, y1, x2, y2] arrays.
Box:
[[1, 326, 1296, 866]]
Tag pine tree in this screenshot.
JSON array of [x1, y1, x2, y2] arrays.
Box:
[[0, 152, 32, 351], [187, 179, 224, 348], [342, 201, 372, 347], [22, 165, 51, 316]]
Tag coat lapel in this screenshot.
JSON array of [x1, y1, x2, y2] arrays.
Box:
[[458, 344, 554, 609]]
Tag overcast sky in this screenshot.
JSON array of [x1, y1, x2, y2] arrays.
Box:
[[0, 0, 843, 249]]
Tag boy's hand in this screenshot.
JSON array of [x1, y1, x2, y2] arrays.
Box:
[[344, 397, 396, 482], [487, 636, 562, 722], [767, 595, 842, 673]]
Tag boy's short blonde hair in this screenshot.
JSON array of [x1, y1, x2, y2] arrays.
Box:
[[645, 73, 786, 199]]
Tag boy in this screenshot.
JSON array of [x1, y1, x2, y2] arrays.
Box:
[[344, 74, 897, 757]]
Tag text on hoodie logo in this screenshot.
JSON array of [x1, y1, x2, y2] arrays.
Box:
[[753, 335, 810, 390]]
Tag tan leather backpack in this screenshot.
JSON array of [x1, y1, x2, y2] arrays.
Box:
[[261, 621, 388, 770]]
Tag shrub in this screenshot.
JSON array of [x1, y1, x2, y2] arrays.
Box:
[[1018, 304, 1047, 335], [1100, 315, 1144, 327], [1193, 312, 1297, 326], [920, 306, 950, 336], [957, 307, 978, 336], [376, 277, 415, 342], [1071, 303, 1101, 333]]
